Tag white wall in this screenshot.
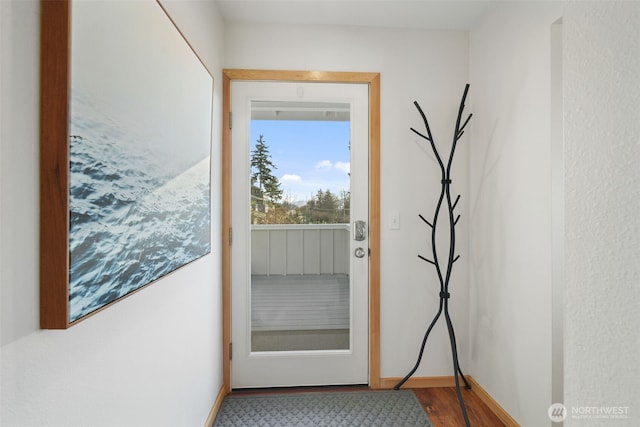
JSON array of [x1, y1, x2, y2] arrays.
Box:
[[0, 1, 225, 426], [468, 3, 561, 426], [225, 23, 471, 379], [562, 2, 640, 425]]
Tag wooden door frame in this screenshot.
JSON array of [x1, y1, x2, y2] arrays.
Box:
[[222, 69, 380, 392]]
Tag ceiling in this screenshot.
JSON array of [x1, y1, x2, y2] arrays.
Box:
[[215, 0, 497, 31]]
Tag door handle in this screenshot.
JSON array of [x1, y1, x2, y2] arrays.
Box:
[[353, 220, 367, 241], [354, 247, 366, 258]]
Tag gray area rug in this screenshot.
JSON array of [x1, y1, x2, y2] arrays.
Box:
[[213, 390, 433, 426]]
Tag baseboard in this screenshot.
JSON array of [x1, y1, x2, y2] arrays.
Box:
[[379, 376, 457, 389], [204, 385, 227, 427], [465, 376, 520, 427], [380, 375, 519, 426]]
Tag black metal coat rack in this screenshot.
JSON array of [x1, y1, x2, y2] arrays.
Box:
[[394, 84, 472, 427]]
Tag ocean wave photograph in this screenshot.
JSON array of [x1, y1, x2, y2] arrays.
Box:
[[69, 91, 211, 322], [67, 0, 213, 322]]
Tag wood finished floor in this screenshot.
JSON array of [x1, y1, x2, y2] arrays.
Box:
[[230, 385, 505, 427], [413, 387, 505, 427]]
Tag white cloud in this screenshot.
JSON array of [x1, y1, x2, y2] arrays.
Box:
[[281, 174, 302, 182], [334, 161, 350, 174], [315, 160, 332, 169]]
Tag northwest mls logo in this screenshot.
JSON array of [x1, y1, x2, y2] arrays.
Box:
[[549, 403, 567, 422], [549, 403, 630, 421]]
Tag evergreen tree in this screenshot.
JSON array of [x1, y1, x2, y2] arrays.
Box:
[[338, 190, 350, 222], [301, 189, 349, 224], [250, 135, 283, 213]]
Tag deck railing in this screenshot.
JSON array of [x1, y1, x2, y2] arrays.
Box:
[[251, 224, 350, 276]]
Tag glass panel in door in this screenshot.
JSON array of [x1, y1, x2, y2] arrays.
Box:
[[249, 101, 351, 352]]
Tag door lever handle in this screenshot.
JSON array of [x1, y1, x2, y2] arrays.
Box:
[[354, 220, 366, 241]]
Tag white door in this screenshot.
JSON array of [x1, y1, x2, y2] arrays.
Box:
[[231, 81, 369, 388]]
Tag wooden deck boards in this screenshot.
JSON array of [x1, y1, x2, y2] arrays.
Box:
[[251, 274, 349, 332]]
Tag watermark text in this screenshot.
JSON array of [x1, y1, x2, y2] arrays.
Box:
[[549, 403, 630, 422]]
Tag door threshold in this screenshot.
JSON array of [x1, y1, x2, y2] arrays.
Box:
[[230, 384, 370, 395]]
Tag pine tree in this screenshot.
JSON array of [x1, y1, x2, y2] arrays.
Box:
[[250, 135, 283, 213], [300, 189, 341, 223]]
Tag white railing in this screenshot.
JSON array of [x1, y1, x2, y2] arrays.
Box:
[[251, 224, 350, 275]]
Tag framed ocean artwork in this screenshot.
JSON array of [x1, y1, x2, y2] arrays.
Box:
[[40, 0, 213, 328]]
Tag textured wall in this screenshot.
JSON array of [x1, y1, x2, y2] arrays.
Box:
[[563, 2, 640, 425]]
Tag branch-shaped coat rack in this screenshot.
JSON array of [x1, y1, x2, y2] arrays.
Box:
[[394, 84, 472, 427]]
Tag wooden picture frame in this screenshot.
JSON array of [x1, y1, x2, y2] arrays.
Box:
[[40, 0, 213, 328]]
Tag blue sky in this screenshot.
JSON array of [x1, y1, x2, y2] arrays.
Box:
[[250, 120, 351, 203]]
